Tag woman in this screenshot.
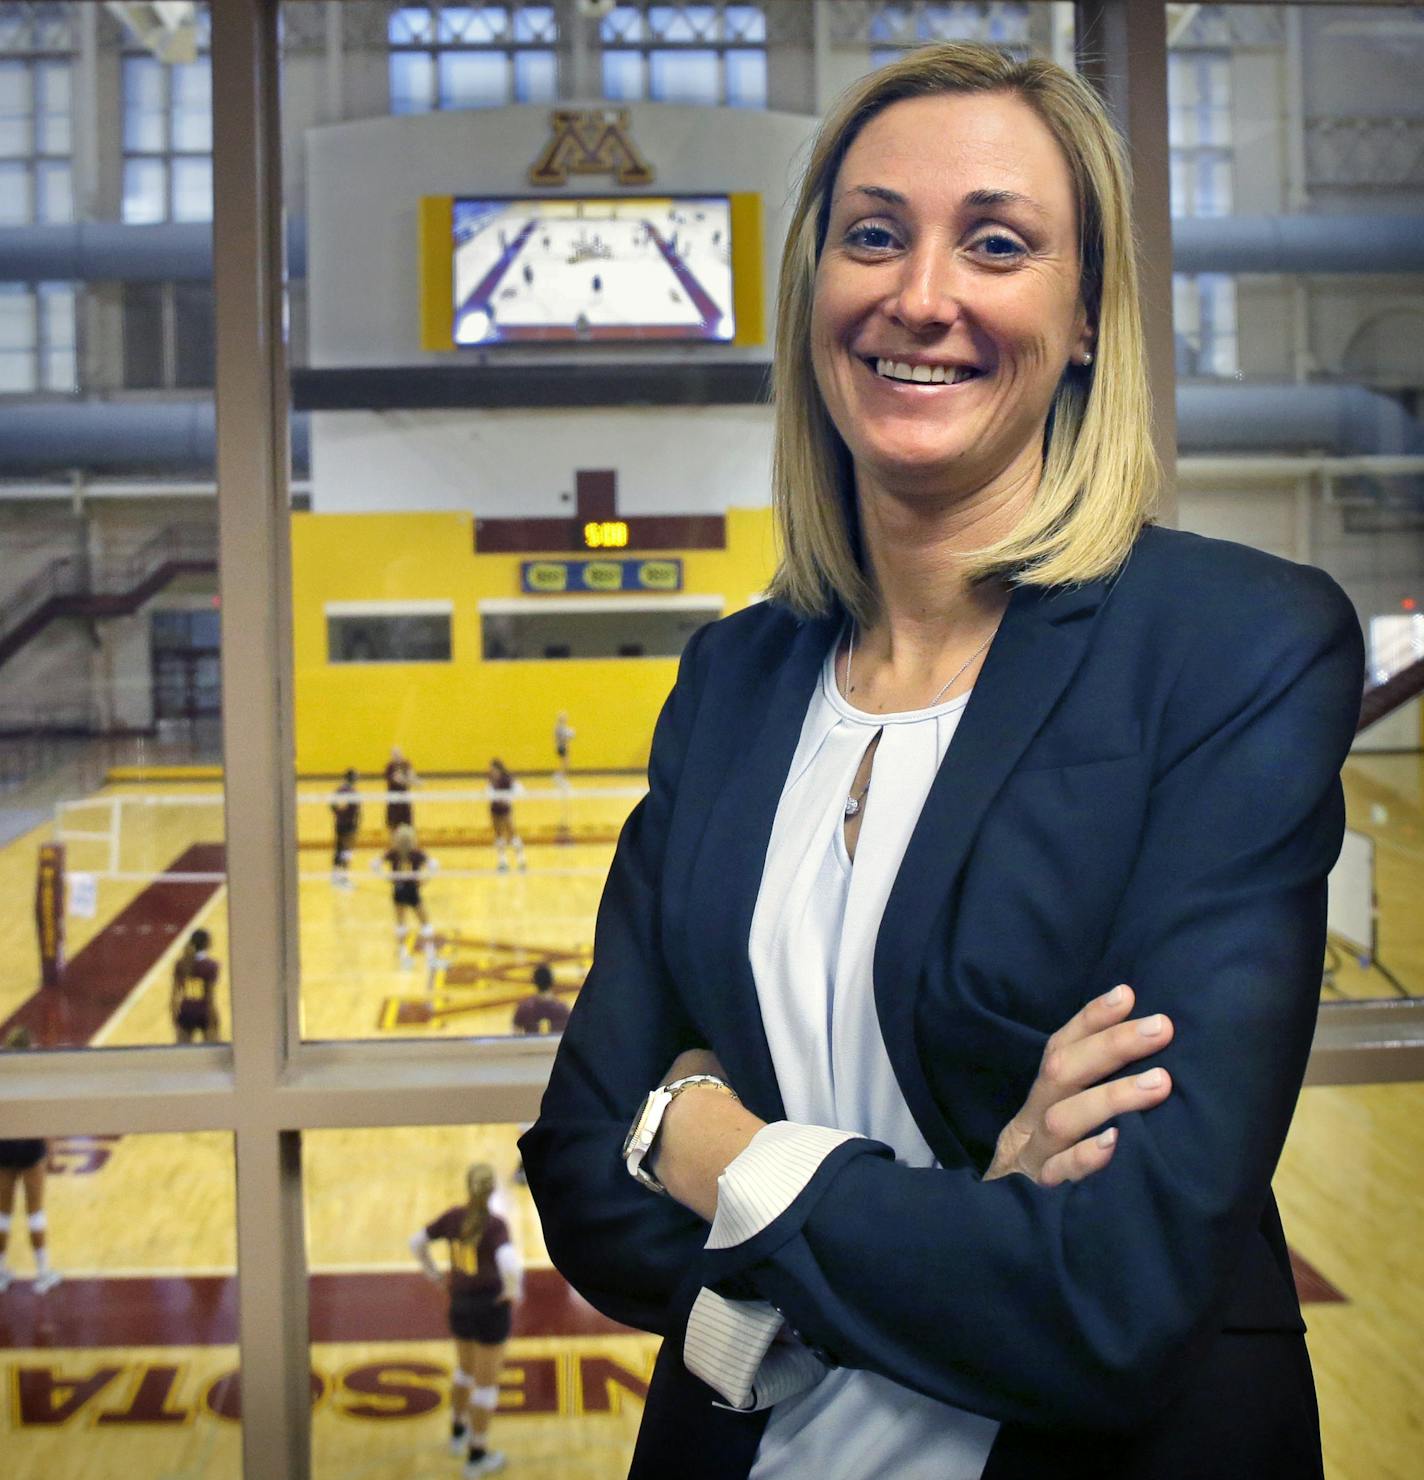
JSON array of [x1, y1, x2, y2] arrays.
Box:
[[374, 823, 437, 966], [0, 1028, 61, 1294], [522, 43, 1361, 1480], [411, 1163, 523, 1478], [487, 758, 526, 872], [330, 766, 362, 887], [384, 747, 417, 839], [170, 928, 221, 1044]]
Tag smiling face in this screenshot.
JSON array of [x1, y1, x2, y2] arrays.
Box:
[[811, 90, 1093, 510]]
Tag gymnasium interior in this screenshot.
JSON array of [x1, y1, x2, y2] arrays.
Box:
[[1, 3, 1422, 1478]]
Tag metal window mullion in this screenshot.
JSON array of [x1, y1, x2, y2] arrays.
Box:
[[211, 2, 308, 1478], [1075, 0, 1177, 526]]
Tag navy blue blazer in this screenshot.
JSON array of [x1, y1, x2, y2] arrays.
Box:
[[521, 524, 1363, 1479]]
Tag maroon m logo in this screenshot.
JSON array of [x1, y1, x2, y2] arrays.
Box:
[[528, 108, 654, 187]]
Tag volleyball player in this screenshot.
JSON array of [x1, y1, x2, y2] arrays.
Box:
[[330, 767, 361, 887], [511, 964, 569, 1037], [0, 1028, 60, 1294], [486, 758, 525, 873], [383, 747, 416, 839], [170, 928, 221, 1043], [552, 712, 574, 778], [374, 823, 437, 967], [411, 1163, 523, 1477]]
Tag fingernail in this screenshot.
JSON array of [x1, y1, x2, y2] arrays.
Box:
[[1103, 984, 1126, 1006], [1096, 1128, 1117, 1148], [1135, 1069, 1163, 1089], [1137, 1015, 1164, 1037]]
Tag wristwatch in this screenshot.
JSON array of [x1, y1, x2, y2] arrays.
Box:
[[622, 1074, 741, 1195]]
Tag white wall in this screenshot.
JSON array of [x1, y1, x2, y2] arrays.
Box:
[[313, 403, 773, 515]]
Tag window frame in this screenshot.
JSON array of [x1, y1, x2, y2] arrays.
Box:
[[598, 2, 769, 107], [4, 8, 1422, 1480]]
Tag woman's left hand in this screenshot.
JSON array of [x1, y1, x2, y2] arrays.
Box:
[[648, 1049, 767, 1221]]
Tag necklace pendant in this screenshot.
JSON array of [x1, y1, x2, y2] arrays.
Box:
[[844, 796, 861, 818]]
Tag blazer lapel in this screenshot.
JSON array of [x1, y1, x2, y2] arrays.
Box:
[[873, 578, 1109, 1165], [687, 612, 838, 1124]]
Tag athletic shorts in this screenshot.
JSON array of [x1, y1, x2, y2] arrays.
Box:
[[0, 1138, 47, 1171], [449, 1295, 512, 1345], [393, 881, 422, 908], [386, 803, 413, 830], [176, 1001, 214, 1035]]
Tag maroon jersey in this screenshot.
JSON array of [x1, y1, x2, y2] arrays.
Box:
[[425, 1208, 510, 1297], [489, 765, 514, 818], [513, 994, 571, 1035], [381, 848, 428, 877], [174, 954, 219, 1004], [384, 760, 412, 793], [332, 783, 361, 833]]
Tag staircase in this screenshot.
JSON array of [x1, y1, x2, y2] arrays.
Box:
[[0, 522, 217, 670]]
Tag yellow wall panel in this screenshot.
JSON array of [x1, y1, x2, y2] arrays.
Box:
[[291, 507, 776, 776]]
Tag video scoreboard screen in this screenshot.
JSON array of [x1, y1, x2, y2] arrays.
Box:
[[450, 195, 736, 346]]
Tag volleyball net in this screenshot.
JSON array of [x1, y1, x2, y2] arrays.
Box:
[[51, 778, 647, 888]]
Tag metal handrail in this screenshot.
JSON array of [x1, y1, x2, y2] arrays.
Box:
[[0, 522, 217, 642]]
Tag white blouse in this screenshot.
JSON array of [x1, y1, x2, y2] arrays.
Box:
[[685, 636, 1000, 1480]]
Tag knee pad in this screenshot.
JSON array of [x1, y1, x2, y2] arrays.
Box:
[[471, 1384, 498, 1411], [28, 1211, 47, 1234], [0, 1212, 11, 1233], [452, 1368, 474, 1390]]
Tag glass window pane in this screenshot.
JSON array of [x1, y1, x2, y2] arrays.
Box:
[[723, 4, 767, 43], [388, 5, 434, 44], [513, 5, 557, 43], [35, 58, 71, 155], [648, 49, 720, 106], [122, 155, 167, 223], [36, 159, 72, 223], [438, 50, 509, 109], [170, 59, 213, 152], [0, 159, 31, 223], [389, 51, 436, 115], [39, 282, 77, 391], [438, 4, 507, 44], [304, 1126, 657, 1471], [649, 4, 715, 43], [601, 50, 645, 102], [514, 49, 556, 105], [0, 59, 32, 156], [725, 48, 767, 109], [172, 155, 213, 222], [0, 282, 37, 351], [174, 282, 216, 388], [0, 348, 34, 392], [122, 281, 165, 387], [0, 1130, 239, 1472], [601, 5, 644, 43], [122, 55, 166, 152]]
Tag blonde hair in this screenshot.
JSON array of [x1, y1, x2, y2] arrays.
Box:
[[392, 823, 417, 854], [768, 42, 1159, 624], [460, 1162, 497, 1243]]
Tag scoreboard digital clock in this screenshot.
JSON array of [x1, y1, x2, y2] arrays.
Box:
[[583, 520, 629, 550]]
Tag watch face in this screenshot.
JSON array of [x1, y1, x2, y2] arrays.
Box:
[[623, 1092, 656, 1162]]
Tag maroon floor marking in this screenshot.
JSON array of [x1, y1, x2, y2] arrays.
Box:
[[1289, 1249, 1347, 1304], [2, 843, 225, 1047], [0, 1269, 632, 1350]]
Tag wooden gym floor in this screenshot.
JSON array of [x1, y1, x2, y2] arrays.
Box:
[[1, 757, 1422, 1478]]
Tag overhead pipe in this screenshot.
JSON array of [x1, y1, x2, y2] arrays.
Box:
[[0, 402, 310, 474], [0, 214, 1418, 283]]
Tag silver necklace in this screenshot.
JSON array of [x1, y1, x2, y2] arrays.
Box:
[[842, 621, 998, 819]]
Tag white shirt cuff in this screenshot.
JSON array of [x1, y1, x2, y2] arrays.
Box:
[[680, 1122, 865, 1411], [684, 1287, 831, 1411], [707, 1120, 863, 1251]]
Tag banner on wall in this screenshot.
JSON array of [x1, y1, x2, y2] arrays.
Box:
[[34, 842, 66, 987], [521, 559, 683, 594]]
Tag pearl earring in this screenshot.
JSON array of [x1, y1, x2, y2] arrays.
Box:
[[1081, 350, 1094, 366]]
